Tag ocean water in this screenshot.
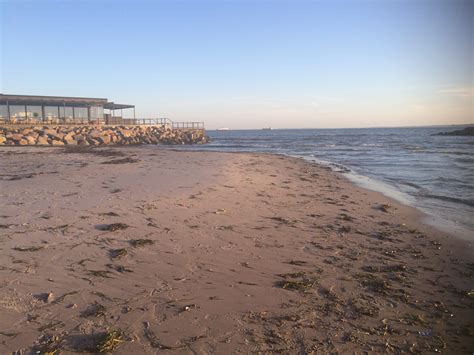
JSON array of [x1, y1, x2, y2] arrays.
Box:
[[170, 126, 474, 239]]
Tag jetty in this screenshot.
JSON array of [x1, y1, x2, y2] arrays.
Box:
[[0, 94, 207, 146]]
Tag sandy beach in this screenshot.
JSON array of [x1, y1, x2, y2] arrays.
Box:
[[0, 146, 472, 354]]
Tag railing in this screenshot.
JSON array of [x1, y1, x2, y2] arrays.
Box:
[[0, 117, 205, 130], [171, 121, 205, 130], [0, 118, 97, 126], [133, 118, 172, 126]]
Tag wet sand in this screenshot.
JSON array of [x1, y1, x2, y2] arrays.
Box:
[[0, 146, 472, 353]]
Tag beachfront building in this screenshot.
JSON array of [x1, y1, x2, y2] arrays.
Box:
[[0, 94, 136, 125]]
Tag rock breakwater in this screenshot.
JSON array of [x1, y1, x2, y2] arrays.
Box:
[[0, 125, 209, 146]]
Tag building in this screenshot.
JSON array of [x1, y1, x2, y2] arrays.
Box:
[[0, 94, 135, 125]]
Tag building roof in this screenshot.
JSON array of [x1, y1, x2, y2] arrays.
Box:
[[0, 94, 110, 107], [103, 102, 135, 110]]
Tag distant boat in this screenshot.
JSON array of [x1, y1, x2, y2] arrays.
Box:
[[262, 126, 272, 130], [217, 127, 230, 131]]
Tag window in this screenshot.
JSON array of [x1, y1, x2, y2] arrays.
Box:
[[9, 105, 27, 122], [61, 106, 73, 122], [26, 105, 42, 122], [44, 106, 60, 123], [90, 106, 104, 120], [0, 105, 7, 121], [74, 107, 88, 122]]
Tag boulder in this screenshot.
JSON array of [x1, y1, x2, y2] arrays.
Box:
[[89, 129, 102, 139], [0, 136, 6, 145], [11, 134, 24, 142], [121, 129, 133, 138], [25, 136, 37, 145], [64, 138, 77, 145], [37, 136, 49, 145], [98, 135, 111, 144], [51, 140, 65, 146]]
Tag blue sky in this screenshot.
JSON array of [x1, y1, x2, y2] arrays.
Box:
[[1, 0, 472, 129]]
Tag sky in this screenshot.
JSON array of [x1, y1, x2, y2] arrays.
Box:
[[0, 0, 472, 129]]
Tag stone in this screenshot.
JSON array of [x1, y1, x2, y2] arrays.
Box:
[[121, 130, 133, 138], [37, 136, 49, 145], [51, 140, 65, 146], [98, 135, 111, 144], [89, 129, 101, 139], [64, 138, 77, 145], [0, 125, 209, 147], [11, 134, 23, 142], [64, 132, 75, 140], [25, 136, 37, 145], [46, 292, 55, 303]]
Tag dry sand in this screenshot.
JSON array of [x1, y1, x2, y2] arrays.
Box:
[[0, 146, 472, 354]]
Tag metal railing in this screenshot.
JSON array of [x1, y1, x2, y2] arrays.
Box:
[[133, 118, 172, 126], [171, 121, 205, 130], [0, 117, 205, 130]]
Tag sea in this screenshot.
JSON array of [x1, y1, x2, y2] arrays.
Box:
[[169, 126, 474, 239]]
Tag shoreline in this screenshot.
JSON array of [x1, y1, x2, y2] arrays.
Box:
[[168, 146, 474, 243], [0, 146, 472, 353]]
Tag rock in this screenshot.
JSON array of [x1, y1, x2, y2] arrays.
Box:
[[11, 134, 23, 142], [63, 134, 76, 145], [0, 125, 209, 146], [46, 292, 55, 303], [51, 140, 65, 146], [121, 129, 133, 138], [64, 138, 77, 145], [98, 135, 111, 144], [433, 127, 474, 136], [37, 136, 49, 145], [25, 136, 37, 145], [89, 129, 101, 139], [87, 138, 100, 145]]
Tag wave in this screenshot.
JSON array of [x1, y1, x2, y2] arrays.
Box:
[[421, 194, 474, 207]]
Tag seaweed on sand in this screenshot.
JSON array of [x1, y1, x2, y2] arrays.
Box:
[[102, 157, 140, 164], [97, 223, 129, 231], [13, 246, 44, 252], [269, 216, 292, 224], [109, 248, 127, 259], [96, 330, 124, 352], [129, 239, 155, 247], [99, 212, 120, 217], [63, 146, 125, 157], [106, 263, 133, 273], [354, 273, 391, 294], [87, 270, 112, 278], [275, 271, 317, 292], [52, 291, 79, 304], [32, 334, 62, 355], [81, 302, 107, 318]]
